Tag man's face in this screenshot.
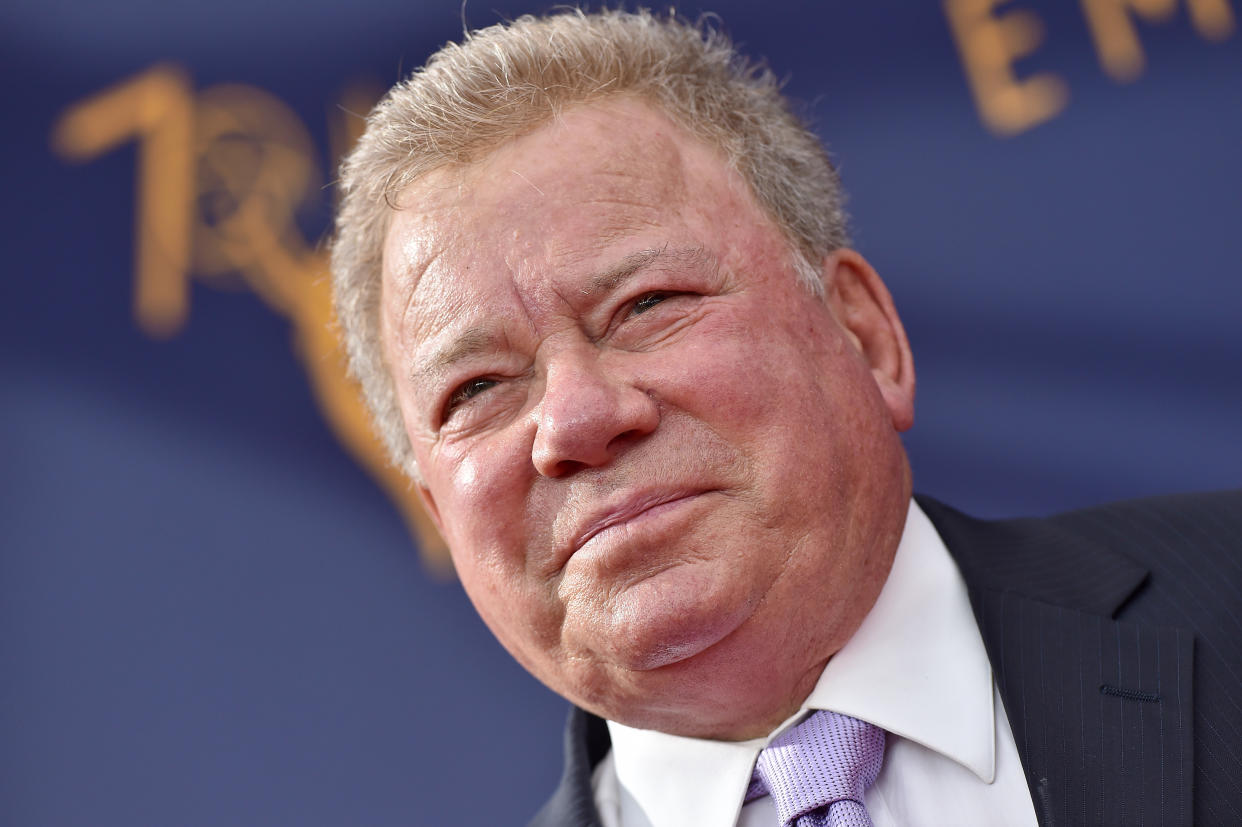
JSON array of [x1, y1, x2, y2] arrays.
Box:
[[380, 99, 914, 739]]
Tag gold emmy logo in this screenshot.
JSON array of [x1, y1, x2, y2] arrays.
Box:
[[51, 66, 451, 573], [944, 0, 1235, 135]]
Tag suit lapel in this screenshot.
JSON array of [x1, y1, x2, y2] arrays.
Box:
[[529, 706, 610, 827], [919, 496, 1196, 827]]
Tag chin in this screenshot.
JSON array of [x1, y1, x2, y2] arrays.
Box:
[[588, 557, 765, 672], [560, 608, 784, 736], [590, 652, 802, 741]]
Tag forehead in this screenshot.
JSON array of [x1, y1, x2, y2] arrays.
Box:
[[379, 98, 762, 353]]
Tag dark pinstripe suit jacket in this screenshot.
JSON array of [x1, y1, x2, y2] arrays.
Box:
[[530, 491, 1242, 827]]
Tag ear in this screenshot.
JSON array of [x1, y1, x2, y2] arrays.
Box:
[[823, 250, 916, 432]]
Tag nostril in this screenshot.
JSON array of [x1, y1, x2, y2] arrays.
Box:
[[609, 427, 648, 449], [547, 458, 588, 478]]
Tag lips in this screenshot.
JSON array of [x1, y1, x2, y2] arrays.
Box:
[[571, 489, 707, 555]]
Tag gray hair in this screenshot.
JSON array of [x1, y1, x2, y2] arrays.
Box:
[[331, 8, 850, 477]]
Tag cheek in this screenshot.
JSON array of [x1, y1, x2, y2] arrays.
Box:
[[427, 431, 560, 618], [436, 442, 560, 652], [432, 436, 529, 542], [653, 308, 879, 520], [658, 311, 838, 430]]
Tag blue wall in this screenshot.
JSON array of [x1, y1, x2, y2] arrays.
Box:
[[2, 1, 1239, 823]]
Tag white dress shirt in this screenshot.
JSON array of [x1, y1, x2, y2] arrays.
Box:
[[591, 500, 1039, 827]]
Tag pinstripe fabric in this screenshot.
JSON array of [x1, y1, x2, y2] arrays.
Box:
[[920, 491, 1242, 827], [532, 492, 1242, 827]]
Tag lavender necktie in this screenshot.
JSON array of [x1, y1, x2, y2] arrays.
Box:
[[745, 709, 886, 827]]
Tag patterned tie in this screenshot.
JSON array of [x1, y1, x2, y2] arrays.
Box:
[[745, 710, 886, 827]]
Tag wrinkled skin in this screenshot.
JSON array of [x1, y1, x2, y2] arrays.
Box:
[[380, 98, 915, 740]]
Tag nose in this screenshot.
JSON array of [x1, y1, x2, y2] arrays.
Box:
[[531, 349, 660, 477]]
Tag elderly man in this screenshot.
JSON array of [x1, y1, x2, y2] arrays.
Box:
[[331, 9, 1240, 827]]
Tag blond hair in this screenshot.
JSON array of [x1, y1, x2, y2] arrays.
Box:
[[331, 8, 850, 476]]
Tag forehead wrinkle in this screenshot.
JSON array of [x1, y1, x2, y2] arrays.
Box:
[[391, 243, 449, 338], [592, 221, 661, 248], [534, 189, 668, 265], [384, 193, 466, 343], [579, 164, 685, 206], [583, 195, 668, 217]]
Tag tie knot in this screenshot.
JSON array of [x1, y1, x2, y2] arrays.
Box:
[[747, 710, 885, 827]]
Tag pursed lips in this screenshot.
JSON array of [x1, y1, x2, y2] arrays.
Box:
[[570, 489, 708, 556]]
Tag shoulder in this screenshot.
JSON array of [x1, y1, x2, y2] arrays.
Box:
[[920, 487, 1242, 639], [921, 489, 1241, 546], [919, 489, 1242, 581], [1050, 490, 1242, 626], [1044, 491, 1242, 615], [1039, 489, 1242, 546]]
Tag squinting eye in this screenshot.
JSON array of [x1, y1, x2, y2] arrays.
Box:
[[632, 292, 672, 314], [445, 378, 498, 418]]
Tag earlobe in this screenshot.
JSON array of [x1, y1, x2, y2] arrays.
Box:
[[823, 250, 916, 432]]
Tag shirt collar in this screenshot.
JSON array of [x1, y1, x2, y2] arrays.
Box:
[[803, 498, 996, 782], [605, 499, 996, 827]]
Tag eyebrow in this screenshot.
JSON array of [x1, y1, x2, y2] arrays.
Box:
[[414, 327, 499, 383], [415, 245, 712, 383], [585, 245, 709, 295]]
